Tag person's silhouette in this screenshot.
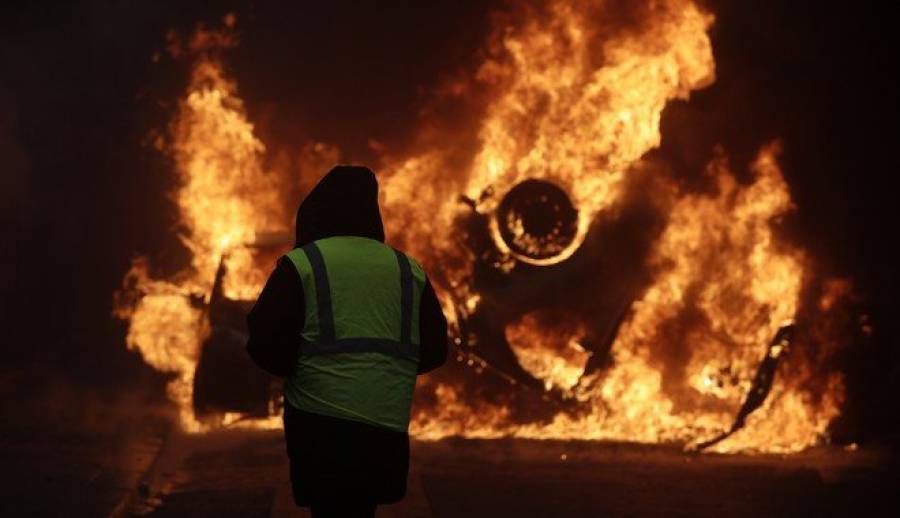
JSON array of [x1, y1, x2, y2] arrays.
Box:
[[247, 165, 448, 517]]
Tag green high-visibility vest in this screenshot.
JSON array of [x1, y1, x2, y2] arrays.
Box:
[[283, 236, 426, 432]]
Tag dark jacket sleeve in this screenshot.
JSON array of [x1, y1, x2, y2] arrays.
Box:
[[246, 258, 305, 377], [417, 279, 448, 374]]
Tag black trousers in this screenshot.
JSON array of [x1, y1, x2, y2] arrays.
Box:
[[283, 403, 410, 510]]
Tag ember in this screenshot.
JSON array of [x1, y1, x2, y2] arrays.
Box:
[[115, 0, 855, 453]]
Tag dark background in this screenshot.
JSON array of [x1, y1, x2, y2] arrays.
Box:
[[1, 1, 897, 442]]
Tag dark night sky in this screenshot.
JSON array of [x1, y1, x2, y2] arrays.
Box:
[[1, 1, 898, 437]]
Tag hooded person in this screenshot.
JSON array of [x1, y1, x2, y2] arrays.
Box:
[[246, 165, 448, 517]]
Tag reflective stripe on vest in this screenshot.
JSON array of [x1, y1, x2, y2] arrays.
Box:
[[295, 241, 418, 362]]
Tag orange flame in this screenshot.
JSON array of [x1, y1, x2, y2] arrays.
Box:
[[116, 2, 851, 452], [409, 144, 843, 453], [115, 26, 291, 430]]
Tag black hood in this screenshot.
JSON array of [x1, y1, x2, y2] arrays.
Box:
[[295, 165, 385, 247]]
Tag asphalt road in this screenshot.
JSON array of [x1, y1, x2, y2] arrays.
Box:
[[113, 430, 898, 517]]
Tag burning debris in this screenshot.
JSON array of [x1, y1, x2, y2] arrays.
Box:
[[115, 0, 856, 453], [690, 323, 794, 451]]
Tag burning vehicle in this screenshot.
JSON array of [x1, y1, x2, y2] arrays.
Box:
[[116, 0, 856, 453]]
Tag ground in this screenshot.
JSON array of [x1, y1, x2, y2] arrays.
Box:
[[48, 429, 898, 517], [2, 375, 897, 517]]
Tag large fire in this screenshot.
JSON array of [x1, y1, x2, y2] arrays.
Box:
[[115, 0, 853, 452]]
